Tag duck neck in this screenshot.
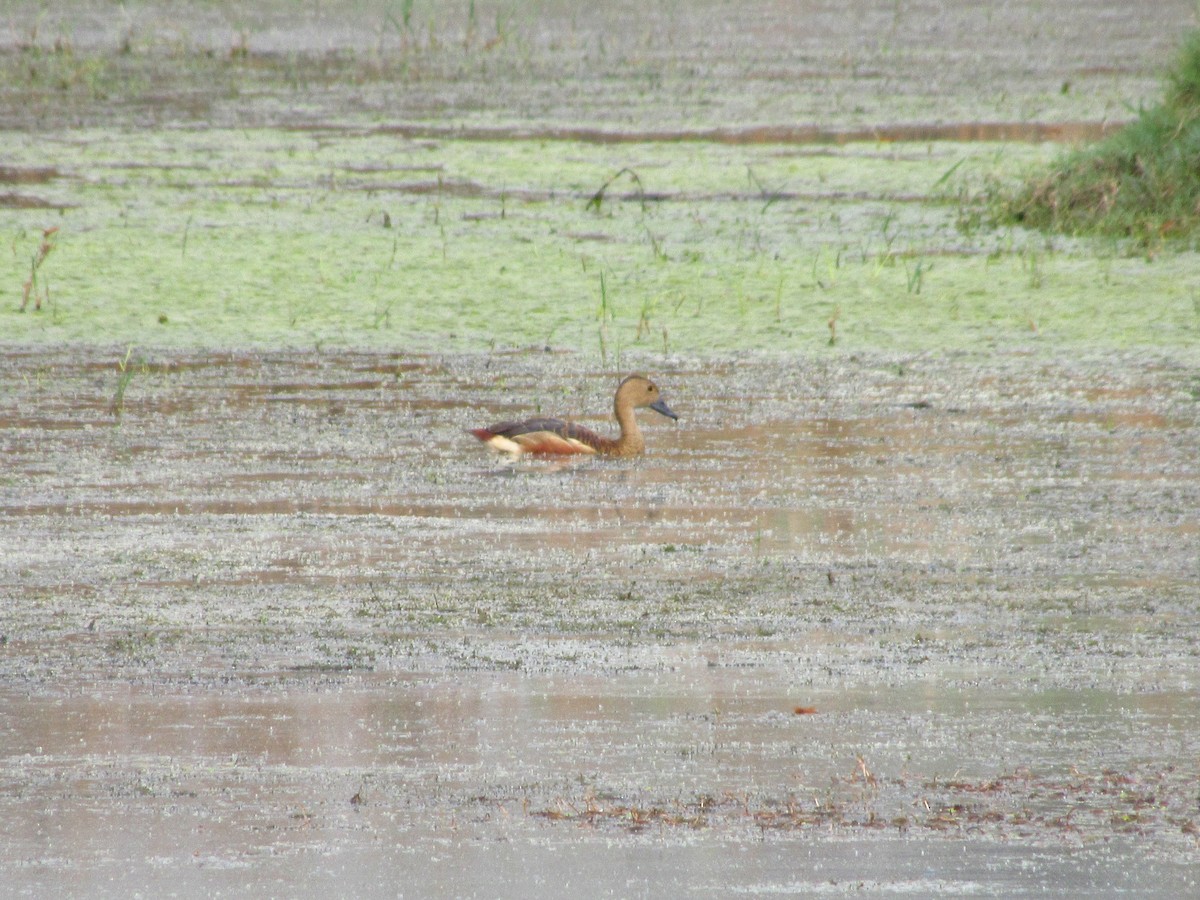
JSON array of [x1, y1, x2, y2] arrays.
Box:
[[612, 398, 645, 456]]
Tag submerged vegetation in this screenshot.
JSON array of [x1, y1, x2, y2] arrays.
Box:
[[1001, 30, 1200, 245]]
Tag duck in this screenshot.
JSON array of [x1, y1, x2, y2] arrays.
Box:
[[470, 374, 678, 457]]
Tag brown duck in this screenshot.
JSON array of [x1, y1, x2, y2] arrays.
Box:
[[470, 374, 678, 457]]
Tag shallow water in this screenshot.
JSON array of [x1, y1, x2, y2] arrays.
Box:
[[1, 670, 1196, 897], [1, 348, 1198, 895], [0, 0, 1190, 132]]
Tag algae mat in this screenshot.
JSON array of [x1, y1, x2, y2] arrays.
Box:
[[3, 0, 1200, 358], [4, 127, 1200, 357]]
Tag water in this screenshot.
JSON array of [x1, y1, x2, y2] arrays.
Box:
[[2, 348, 1197, 896]]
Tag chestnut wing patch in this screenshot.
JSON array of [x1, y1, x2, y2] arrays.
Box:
[[484, 417, 608, 454]]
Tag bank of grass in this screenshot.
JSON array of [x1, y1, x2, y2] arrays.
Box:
[[1001, 31, 1200, 246]]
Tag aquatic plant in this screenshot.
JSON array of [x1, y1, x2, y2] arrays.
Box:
[[110, 345, 143, 420], [585, 167, 648, 214], [19, 226, 58, 311], [904, 258, 931, 294], [999, 29, 1200, 245]]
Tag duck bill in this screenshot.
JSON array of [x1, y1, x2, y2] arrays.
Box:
[[649, 398, 679, 421]]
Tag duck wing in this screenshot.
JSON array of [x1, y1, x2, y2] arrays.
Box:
[[472, 417, 611, 455]]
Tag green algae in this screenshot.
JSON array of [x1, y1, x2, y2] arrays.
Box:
[[3, 128, 1199, 358]]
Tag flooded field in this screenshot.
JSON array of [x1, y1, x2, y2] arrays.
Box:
[[0, 0, 1191, 133], [2, 348, 1197, 895], [2, 0, 1200, 896], [4, 2, 1200, 357]]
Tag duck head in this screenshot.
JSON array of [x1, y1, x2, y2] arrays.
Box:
[[617, 374, 678, 421]]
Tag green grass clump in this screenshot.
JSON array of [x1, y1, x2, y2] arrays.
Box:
[[1001, 30, 1200, 245]]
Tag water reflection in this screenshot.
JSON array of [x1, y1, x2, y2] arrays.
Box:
[[2, 666, 1196, 895]]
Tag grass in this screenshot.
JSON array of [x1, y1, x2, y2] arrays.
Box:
[[110, 345, 143, 420], [999, 29, 1200, 246]]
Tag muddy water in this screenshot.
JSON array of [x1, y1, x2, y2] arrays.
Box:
[[2, 348, 1197, 895], [0, 0, 1192, 132]]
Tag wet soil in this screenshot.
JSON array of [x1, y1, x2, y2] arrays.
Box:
[[2, 347, 1198, 895]]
